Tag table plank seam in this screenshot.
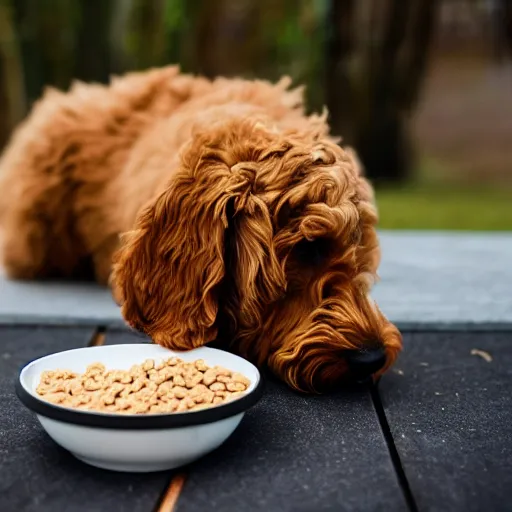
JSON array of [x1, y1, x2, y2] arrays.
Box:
[[371, 384, 419, 512], [156, 473, 187, 512], [87, 327, 106, 346], [103, 327, 184, 512]]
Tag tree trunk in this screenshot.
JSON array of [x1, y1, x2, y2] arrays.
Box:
[[325, 0, 355, 141], [122, 0, 167, 71], [326, 0, 440, 184], [500, 0, 512, 58], [74, 0, 112, 83], [12, 0, 77, 104], [189, 0, 262, 79], [0, 0, 26, 148], [356, 109, 413, 185], [108, 0, 134, 74]]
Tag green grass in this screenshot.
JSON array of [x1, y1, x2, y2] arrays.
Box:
[[375, 185, 512, 231]]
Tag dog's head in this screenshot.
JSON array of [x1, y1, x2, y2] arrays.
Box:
[[112, 116, 402, 392]]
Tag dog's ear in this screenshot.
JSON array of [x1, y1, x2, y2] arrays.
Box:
[[111, 166, 230, 349], [111, 143, 285, 350], [228, 172, 286, 330]]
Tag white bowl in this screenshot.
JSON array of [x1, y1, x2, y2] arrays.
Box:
[[16, 344, 263, 473]]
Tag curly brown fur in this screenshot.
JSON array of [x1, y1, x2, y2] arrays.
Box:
[[0, 66, 402, 393]]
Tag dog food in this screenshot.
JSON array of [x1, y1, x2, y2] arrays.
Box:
[[36, 358, 251, 414]]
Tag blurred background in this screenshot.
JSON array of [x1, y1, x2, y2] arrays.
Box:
[[0, 0, 511, 230]]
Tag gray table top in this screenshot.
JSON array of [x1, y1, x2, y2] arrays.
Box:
[[1, 231, 511, 330]]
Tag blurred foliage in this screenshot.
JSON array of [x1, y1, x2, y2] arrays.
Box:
[[377, 184, 512, 230], [2, 0, 328, 109], [0, 0, 510, 201], [0, 0, 437, 183]]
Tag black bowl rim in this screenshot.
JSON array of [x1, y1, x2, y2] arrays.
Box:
[[16, 361, 265, 430]]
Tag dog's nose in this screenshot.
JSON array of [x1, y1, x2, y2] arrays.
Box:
[[346, 347, 386, 380]]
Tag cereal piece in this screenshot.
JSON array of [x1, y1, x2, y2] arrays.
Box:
[[69, 394, 90, 406], [189, 384, 208, 395], [172, 386, 187, 399], [216, 375, 231, 384], [57, 370, 77, 380], [45, 381, 67, 393], [157, 381, 174, 396], [232, 372, 251, 387], [193, 391, 214, 404], [130, 378, 145, 393], [173, 375, 186, 387], [194, 359, 208, 372], [103, 383, 125, 404], [159, 366, 175, 382], [105, 370, 132, 385], [163, 399, 180, 412], [69, 381, 84, 396], [166, 357, 181, 366], [148, 371, 166, 385], [40, 370, 55, 384], [110, 383, 124, 395], [214, 366, 231, 377], [115, 398, 131, 410], [209, 382, 226, 392], [176, 398, 196, 412], [184, 371, 203, 389], [176, 401, 188, 412], [44, 392, 68, 404], [202, 391, 215, 404], [129, 364, 146, 379], [142, 359, 155, 371], [226, 391, 245, 401], [212, 396, 224, 405], [87, 362, 105, 372], [188, 384, 213, 404], [132, 402, 150, 414], [119, 386, 133, 398], [85, 363, 105, 377], [227, 382, 246, 392], [131, 389, 158, 406], [202, 369, 217, 386], [214, 390, 227, 398], [83, 378, 102, 391]]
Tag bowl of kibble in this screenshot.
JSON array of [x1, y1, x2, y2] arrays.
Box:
[[16, 344, 263, 472]]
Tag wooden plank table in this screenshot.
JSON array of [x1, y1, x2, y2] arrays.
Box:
[[0, 327, 172, 512], [1, 232, 511, 511], [380, 332, 512, 512], [0, 327, 407, 512]]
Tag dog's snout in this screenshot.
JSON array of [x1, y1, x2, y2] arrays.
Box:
[[346, 347, 386, 381]]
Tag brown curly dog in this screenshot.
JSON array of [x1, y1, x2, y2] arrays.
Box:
[[0, 66, 401, 393]]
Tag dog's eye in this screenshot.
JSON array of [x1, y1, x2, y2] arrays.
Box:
[[293, 238, 332, 267]]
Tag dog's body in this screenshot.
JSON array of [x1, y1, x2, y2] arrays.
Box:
[[0, 67, 402, 392]]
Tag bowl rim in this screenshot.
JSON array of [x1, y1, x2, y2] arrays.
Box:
[[16, 345, 265, 430]]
